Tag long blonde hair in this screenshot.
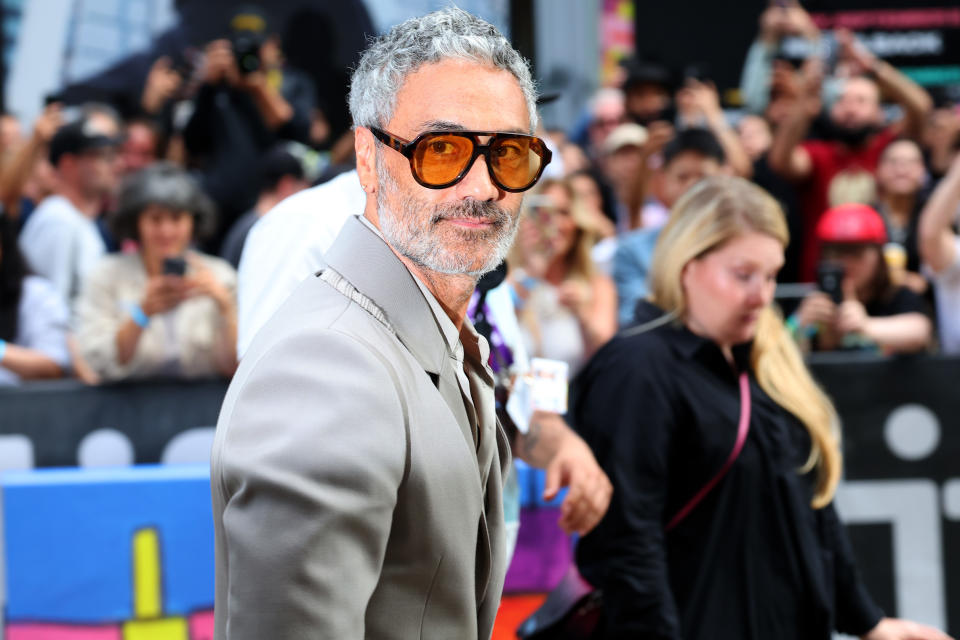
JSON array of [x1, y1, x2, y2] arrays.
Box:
[[649, 176, 841, 508]]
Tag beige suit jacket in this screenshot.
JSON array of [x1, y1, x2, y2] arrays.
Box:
[[211, 215, 510, 639]]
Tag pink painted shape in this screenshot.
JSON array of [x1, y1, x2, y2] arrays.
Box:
[[7, 623, 121, 640], [189, 610, 215, 640]]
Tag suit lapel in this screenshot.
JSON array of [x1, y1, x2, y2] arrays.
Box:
[[327, 216, 506, 626], [325, 216, 479, 467]]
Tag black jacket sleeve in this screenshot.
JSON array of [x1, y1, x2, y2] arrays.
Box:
[[819, 503, 884, 635], [572, 339, 683, 640]]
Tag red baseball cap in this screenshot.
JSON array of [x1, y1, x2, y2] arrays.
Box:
[[816, 203, 888, 245]]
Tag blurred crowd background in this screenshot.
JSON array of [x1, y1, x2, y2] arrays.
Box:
[[2, 0, 960, 387]]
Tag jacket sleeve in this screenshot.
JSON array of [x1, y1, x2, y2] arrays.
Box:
[[212, 326, 408, 640], [571, 342, 682, 640], [819, 503, 884, 635], [73, 259, 131, 380]]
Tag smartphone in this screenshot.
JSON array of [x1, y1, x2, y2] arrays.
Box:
[[162, 256, 187, 277], [816, 261, 844, 305]]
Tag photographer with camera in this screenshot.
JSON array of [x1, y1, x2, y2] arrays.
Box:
[[183, 6, 315, 245], [792, 202, 931, 354]]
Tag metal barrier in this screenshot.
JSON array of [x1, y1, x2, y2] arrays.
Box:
[[1, 355, 958, 631]]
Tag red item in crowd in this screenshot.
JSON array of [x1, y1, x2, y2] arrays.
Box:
[[816, 202, 888, 245], [798, 126, 897, 279]]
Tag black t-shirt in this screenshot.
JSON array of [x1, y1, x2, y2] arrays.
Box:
[[865, 285, 928, 317]]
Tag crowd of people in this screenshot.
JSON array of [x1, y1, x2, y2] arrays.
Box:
[[2, 4, 957, 639], [1, 3, 959, 386]]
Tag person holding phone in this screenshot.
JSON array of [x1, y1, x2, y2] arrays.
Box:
[[74, 163, 237, 382], [791, 202, 931, 354]]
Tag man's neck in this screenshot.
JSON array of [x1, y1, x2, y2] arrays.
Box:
[[881, 192, 915, 225], [403, 259, 477, 331], [254, 192, 282, 217], [362, 209, 478, 330], [57, 184, 101, 219]]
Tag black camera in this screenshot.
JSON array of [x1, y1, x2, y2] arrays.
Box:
[[231, 30, 263, 75], [816, 261, 845, 305]]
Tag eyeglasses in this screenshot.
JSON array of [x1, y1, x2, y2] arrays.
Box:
[[370, 127, 552, 193]]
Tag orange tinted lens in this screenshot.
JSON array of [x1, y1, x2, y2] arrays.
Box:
[[490, 136, 542, 189], [413, 134, 474, 185]]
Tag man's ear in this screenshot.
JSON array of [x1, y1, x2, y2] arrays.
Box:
[[355, 126, 377, 192]]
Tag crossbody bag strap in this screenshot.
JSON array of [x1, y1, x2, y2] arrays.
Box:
[[665, 371, 751, 532]]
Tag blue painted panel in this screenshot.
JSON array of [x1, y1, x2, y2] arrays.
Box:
[[2, 465, 214, 624]]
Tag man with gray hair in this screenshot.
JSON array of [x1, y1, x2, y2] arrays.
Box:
[[211, 8, 555, 639]]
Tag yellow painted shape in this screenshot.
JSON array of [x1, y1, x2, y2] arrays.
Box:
[[132, 528, 162, 619], [123, 617, 189, 640]]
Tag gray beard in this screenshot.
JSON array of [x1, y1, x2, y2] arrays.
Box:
[[375, 151, 519, 278]]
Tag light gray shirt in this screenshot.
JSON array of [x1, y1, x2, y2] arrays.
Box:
[[18, 195, 106, 303]]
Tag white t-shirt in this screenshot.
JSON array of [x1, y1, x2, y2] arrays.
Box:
[[18, 195, 106, 303], [0, 276, 71, 385], [237, 171, 363, 356], [930, 236, 960, 354]]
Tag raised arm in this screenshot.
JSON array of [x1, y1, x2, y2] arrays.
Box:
[[918, 153, 960, 274], [836, 29, 932, 140], [768, 59, 821, 181]]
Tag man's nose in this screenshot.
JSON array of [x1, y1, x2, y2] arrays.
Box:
[[455, 152, 500, 201]]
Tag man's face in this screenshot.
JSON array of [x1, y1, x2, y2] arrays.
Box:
[[625, 83, 669, 124], [830, 77, 883, 131], [588, 96, 625, 151], [77, 146, 122, 199], [121, 123, 158, 175], [370, 59, 529, 277], [660, 151, 721, 208]]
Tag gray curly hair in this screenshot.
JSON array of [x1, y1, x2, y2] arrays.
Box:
[[348, 7, 538, 133], [110, 162, 217, 242]]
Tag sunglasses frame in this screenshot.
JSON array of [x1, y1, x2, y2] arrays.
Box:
[[369, 126, 552, 193]]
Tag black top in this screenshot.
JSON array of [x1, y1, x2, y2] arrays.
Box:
[[865, 285, 927, 318], [571, 301, 883, 640]]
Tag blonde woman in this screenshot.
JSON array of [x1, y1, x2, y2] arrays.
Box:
[[570, 177, 949, 640], [509, 177, 616, 374]]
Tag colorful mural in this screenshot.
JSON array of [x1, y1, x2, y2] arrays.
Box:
[[2, 465, 215, 640]]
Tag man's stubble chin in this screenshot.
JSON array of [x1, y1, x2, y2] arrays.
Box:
[[375, 154, 520, 277]]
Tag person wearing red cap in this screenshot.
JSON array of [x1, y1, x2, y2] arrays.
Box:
[[791, 202, 931, 353]]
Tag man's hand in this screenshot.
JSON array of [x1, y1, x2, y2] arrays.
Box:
[[32, 102, 62, 144], [202, 40, 240, 86], [141, 56, 183, 114], [836, 28, 878, 76], [861, 617, 953, 640], [534, 413, 612, 536]]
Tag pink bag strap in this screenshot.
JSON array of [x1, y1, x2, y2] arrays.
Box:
[[665, 372, 751, 533]]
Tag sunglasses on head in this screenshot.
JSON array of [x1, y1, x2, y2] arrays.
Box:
[[370, 127, 552, 193]]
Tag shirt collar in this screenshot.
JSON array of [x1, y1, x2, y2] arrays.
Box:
[[634, 300, 753, 373], [357, 214, 491, 375]]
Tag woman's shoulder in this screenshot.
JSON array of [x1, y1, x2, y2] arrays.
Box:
[[191, 251, 237, 282], [89, 252, 139, 277], [871, 285, 928, 316], [583, 307, 677, 374]]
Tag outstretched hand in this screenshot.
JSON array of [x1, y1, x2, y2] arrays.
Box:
[[861, 617, 954, 640], [541, 422, 612, 536]]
